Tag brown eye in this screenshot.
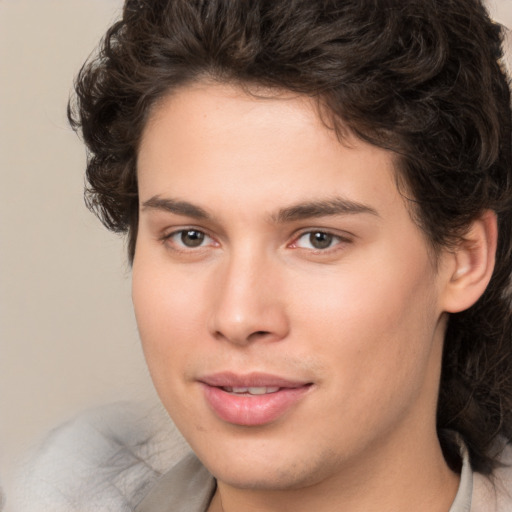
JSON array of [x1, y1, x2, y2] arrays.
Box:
[[309, 232, 333, 249], [291, 230, 352, 253], [294, 231, 337, 250], [180, 229, 205, 247], [162, 228, 217, 253]]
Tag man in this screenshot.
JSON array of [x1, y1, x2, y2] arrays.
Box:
[[16, 0, 512, 511]]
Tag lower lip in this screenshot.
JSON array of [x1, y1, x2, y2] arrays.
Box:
[[201, 384, 311, 426]]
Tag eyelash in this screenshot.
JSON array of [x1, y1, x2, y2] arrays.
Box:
[[159, 228, 352, 254], [290, 230, 350, 252], [160, 228, 217, 250]]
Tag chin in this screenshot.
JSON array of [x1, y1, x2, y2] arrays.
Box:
[[195, 437, 332, 491], [211, 464, 319, 491]]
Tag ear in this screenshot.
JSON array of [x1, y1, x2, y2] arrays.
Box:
[[441, 210, 498, 313]]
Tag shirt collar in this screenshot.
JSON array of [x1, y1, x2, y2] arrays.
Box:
[[448, 438, 473, 512]]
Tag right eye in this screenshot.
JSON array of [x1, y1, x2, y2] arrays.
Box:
[[163, 229, 215, 249], [294, 231, 338, 250]]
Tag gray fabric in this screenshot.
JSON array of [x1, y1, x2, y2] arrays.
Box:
[[449, 441, 473, 512], [472, 443, 512, 511], [134, 454, 215, 512], [10, 403, 191, 512]]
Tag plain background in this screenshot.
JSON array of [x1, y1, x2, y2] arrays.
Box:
[[1, 0, 512, 504], [0, 0, 159, 498]]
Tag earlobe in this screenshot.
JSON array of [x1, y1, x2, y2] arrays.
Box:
[[442, 210, 498, 313]]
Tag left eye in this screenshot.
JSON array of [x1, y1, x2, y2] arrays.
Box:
[[294, 231, 341, 250], [168, 229, 213, 248]]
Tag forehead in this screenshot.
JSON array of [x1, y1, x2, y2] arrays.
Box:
[[141, 82, 336, 162], [137, 83, 403, 216]]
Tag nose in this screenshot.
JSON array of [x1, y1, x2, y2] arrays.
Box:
[[208, 250, 290, 346]]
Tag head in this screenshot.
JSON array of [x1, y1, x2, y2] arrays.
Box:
[[70, 0, 512, 477]]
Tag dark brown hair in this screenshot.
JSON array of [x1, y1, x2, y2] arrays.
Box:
[[69, 0, 512, 473]]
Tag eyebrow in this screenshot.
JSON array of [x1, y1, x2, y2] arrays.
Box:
[[141, 195, 379, 223], [271, 197, 379, 223], [141, 196, 210, 219]]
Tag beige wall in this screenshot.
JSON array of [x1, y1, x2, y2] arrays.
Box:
[[0, 0, 158, 498], [1, 0, 511, 506]]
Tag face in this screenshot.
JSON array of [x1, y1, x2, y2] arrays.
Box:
[[133, 83, 452, 491]]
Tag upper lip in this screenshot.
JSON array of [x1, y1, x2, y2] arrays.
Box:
[[198, 372, 312, 389]]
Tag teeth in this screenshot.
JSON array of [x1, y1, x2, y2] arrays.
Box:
[[232, 386, 249, 393], [222, 386, 280, 395], [247, 386, 279, 395]]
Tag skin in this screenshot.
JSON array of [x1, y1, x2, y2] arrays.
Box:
[[132, 82, 486, 512]]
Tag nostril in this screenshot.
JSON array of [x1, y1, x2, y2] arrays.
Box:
[[253, 330, 271, 337], [246, 330, 272, 342]]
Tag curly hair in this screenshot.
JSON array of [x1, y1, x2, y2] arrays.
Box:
[[69, 0, 512, 473]]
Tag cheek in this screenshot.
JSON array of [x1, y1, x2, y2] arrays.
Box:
[[132, 261, 214, 433], [132, 257, 207, 379], [289, 252, 441, 396]]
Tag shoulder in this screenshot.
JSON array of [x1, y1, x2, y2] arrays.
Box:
[[11, 402, 191, 512]]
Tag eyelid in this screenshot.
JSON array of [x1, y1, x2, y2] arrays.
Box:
[[160, 226, 219, 250], [288, 228, 353, 251]]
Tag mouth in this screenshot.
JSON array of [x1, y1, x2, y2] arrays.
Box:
[[220, 386, 281, 395], [199, 372, 313, 426]]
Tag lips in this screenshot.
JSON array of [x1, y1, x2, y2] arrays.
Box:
[[199, 372, 312, 426]]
